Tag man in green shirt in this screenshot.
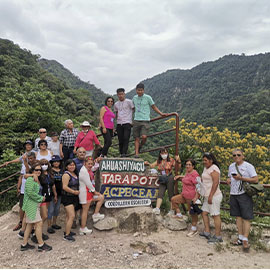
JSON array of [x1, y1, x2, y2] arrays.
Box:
[[132, 83, 167, 157]]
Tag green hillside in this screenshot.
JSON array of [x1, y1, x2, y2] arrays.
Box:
[[39, 58, 108, 108], [0, 38, 98, 153], [126, 53, 270, 135]]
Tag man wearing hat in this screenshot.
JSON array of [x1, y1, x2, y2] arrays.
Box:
[[48, 132, 60, 156], [0, 140, 34, 168], [74, 121, 100, 157]]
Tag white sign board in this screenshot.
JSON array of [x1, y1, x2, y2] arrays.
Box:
[[105, 199, 151, 208]]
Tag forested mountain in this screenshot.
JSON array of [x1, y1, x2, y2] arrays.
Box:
[[0, 38, 98, 152], [126, 53, 270, 135], [39, 59, 107, 108]]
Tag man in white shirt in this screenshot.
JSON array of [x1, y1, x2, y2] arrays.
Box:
[[114, 88, 134, 157], [34, 128, 52, 151], [227, 149, 258, 252]]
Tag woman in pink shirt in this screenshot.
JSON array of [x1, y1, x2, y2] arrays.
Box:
[[74, 121, 100, 157], [99, 97, 115, 157], [171, 159, 200, 237]]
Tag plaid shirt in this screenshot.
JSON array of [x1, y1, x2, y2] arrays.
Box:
[[59, 128, 79, 147]]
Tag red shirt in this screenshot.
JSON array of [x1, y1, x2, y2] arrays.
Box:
[[181, 170, 199, 200], [74, 130, 100, 151]]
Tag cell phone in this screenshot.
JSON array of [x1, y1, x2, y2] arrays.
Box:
[[231, 173, 237, 176]]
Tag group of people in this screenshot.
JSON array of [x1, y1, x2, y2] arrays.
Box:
[[0, 83, 167, 252], [148, 148, 258, 252], [2, 139, 105, 251], [1, 83, 258, 253]]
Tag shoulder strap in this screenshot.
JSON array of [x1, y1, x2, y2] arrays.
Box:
[[235, 164, 242, 176], [79, 131, 89, 145], [235, 164, 244, 192]]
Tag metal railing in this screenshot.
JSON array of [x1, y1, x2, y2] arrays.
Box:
[[0, 171, 20, 195]]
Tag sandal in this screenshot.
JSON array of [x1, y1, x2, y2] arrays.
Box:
[[242, 240, 250, 252], [13, 221, 22, 231], [232, 238, 243, 246]]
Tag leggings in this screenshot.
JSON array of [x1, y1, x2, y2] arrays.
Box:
[[101, 128, 113, 156]]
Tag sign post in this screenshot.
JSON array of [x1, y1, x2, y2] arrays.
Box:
[[100, 158, 159, 208]]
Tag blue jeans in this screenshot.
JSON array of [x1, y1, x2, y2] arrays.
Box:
[[48, 196, 61, 220]]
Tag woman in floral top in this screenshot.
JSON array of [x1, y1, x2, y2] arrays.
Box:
[[145, 148, 181, 215]]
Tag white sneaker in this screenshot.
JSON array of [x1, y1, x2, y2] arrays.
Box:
[[166, 210, 175, 216], [186, 230, 198, 237], [152, 208, 160, 215], [172, 213, 183, 219], [92, 213, 105, 223], [79, 227, 93, 235], [195, 199, 202, 205]]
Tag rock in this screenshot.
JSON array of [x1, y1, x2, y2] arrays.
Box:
[[130, 240, 148, 251], [106, 247, 116, 253], [105, 207, 160, 233], [163, 216, 187, 231], [12, 203, 20, 214], [145, 242, 166, 256], [78, 249, 84, 254], [93, 217, 118, 231], [133, 252, 139, 259], [130, 240, 166, 256], [133, 232, 140, 237]]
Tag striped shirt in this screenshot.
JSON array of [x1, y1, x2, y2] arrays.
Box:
[[59, 128, 79, 147]]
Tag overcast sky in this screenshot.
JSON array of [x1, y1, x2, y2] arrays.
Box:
[[0, 0, 270, 94]]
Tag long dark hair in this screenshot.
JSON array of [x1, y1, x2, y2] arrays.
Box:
[[203, 152, 220, 168], [51, 159, 64, 172], [39, 158, 53, 184], [157, 148, 170, 164], [29, 162, 43, 181], [64, 159, 78, 176], [104, 96, 115, 106]]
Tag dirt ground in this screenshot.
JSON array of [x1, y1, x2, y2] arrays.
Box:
[[0, 207, 270, 269]]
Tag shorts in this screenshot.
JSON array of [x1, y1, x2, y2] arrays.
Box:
[[133, 120, 150, 138], [25, 205, 42, 224], [230, 193, 254, 220], [40, 202, 49, 207], [19, 194, 24, 208], [157, 174, 174, 200], [61, 194, 81, 211], [86, 187, 94, 202], [202, 193, 223, 216]]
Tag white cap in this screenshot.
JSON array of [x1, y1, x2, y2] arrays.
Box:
[[81, 121, 91, 127]]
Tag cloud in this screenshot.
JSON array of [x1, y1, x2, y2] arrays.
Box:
[[0, 0, 270, 94]]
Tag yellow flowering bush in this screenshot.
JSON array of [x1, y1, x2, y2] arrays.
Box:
[[168, 118, 270, 184]]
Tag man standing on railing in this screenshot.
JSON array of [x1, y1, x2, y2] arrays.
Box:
[[115, 88, 134, 157], [132, 83, 168, 158], [226, 149, 258, 252]]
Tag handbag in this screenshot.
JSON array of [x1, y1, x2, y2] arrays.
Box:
[[235, 164, 264, 197], [158, 174, 169, 184]]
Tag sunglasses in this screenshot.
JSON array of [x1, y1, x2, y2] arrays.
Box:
[[233, 154, 242, 157], [41, 163, 48, 166], [39, 131, 47, 133], [34, 169, 42, 172]]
